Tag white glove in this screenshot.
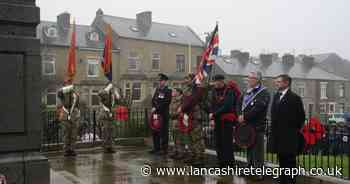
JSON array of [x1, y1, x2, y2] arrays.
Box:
[[153, 114, 158, 120], [183, 114, 189, 127], [152, 108, 156, 112]]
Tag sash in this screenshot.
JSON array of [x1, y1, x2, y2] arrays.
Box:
[[241, 86, 266, 111]]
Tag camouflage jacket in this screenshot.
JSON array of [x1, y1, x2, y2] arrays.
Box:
[[170, 95, 183, 120]]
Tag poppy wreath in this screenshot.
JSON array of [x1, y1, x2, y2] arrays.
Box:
[[178, 113, 193, 133], [234, 123, 256, 149], [149, 112, 162, 131]]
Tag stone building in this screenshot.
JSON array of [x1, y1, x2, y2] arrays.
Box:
[[213, 50, 350, 117], [38, 10, 204, 108]]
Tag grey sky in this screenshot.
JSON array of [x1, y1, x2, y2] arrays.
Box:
[[37, 0, 350, 60]]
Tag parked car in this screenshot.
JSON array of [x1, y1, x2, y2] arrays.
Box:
[[328, 113, 345, 124], [344, 112, 350, 123]]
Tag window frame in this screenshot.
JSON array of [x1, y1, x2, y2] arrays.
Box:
[[176, 54, 185, 73], [42, 55, 56, 76], [46, 88, 57, 107], [90, 89, 100, 107], [339, 83, 345, 98], [89, 32, 99, 41], [132, 82, 142, 101], [128, 52, 140, 71], [328, 102, 336, 114], [320, 82, 328, 100], [87, 58, 99, 78], [151, 52, 160, 71]]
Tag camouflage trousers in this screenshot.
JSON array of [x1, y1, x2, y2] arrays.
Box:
[[188, 124, 205, 160], [173, 127, 188, 155], [61, 109, 80, 152], [62, 120, 78, 152], [101, 119, 114, 149]]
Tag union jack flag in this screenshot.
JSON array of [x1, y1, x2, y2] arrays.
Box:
[[195, 24, 219, 84]]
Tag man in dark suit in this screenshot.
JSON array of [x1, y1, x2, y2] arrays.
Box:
[[271, 74, 305, 184], [237, 71, 270, 181], [150, 73, 172, 155]]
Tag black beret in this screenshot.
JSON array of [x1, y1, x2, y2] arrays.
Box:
[[213, 74, 225, 81], [158, 73, 169, 81]]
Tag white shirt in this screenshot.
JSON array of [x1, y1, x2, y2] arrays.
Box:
[[279, 88, 289, 100]]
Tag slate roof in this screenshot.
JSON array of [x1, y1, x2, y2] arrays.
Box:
[[37, 21, 105, 49], [100, 15, 204, 47], [215, 56, 348, 81]]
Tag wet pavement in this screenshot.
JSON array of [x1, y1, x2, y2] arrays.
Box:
[[48, 146, 327, 184]]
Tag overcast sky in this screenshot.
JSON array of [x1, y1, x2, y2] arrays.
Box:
[[37, 0, 350, 60]]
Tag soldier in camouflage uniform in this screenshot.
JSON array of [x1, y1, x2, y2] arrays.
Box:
[[57, 80, 80, 157], [169, 88, 187, 159], [97, 83, 120, 153], [178, 74, 205, 165]]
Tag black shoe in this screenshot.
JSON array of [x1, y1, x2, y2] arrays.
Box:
[[148, 149, 160, 154], [64, 151, 71, 157], [70, 151, 77, 157], [104, 148, 116, 153], [64, 150, 76, 157]]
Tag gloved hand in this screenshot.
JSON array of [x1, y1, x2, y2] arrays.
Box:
[[183, 114, 189, 127]]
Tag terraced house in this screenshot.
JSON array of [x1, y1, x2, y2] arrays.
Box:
[[39, 9, 204, 108], [213, 50, 350, 117]]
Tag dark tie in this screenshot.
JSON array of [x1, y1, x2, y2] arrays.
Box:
[[276, 92, 283, 103]]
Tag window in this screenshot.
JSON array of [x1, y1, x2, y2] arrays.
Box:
[[168, 32, 177, 38], [128, 52, 140, 70], [89, 32, 99, 41], [87, 59, 99, 77], [320, 103, 326, 113], [132, 82, 141, 101], [151, 53, 160, 70], [339, 83, 345, 97], [125, 82, 141, 101], [47, 27, 57, 38], [339, 103, 345, 113], [329, 103, 336, 113], [296, 82, 306, 97], [125, 82, 131, 98], [176, 55, 185, 72], [320, 82, 328, 99], [42, 56, 56, 75], [129, 26, 139, 32], [46, 88, 57, 106], [90, 89, 99, 106]]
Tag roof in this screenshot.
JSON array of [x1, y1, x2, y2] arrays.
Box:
[[101, 15, 204, 47], [215, 56, 348, 81], [37, 21, 105, 49], [312, 53, 342, 63]]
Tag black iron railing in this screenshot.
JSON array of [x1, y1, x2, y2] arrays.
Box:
[[41, 108, 150, 151], [42, 109, 350, 180]]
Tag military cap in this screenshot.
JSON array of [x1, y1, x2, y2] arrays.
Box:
[[158, 73, 169, 81], [213, 74, 225, 81]]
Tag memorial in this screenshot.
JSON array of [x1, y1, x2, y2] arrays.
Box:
[[0, 0, 50, 183]]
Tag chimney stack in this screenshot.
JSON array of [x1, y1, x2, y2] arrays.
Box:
[[259, 54, 273, 68], [136, 11, 152, 36], [282, 54, 295, 72], [57, 12, 70, 32]]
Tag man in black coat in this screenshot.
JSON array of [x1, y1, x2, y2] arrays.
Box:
[[271, 74, 305, 184], [237, 71, 270, 180], [150, 73, 172, 155]]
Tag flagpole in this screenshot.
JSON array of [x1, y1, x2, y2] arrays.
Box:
[[188, 42, 192, 74], [206, 22, 218, 84]]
